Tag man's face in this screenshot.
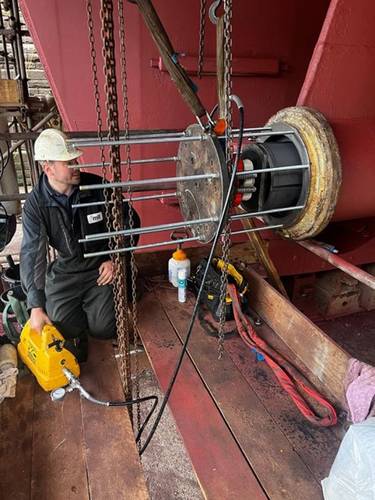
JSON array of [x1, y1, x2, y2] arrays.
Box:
[[44, 159, 80, 187]]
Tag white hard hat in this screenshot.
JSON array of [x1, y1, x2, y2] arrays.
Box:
[[34, 128, 82, 162]]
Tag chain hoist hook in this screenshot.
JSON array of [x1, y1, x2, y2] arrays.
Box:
[[209, 0, 222, 24]]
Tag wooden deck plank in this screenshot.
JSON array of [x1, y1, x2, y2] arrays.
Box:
[[158, 287, 324, 500], [224, 335, 341, 482], [30, 381, 89, 499], [244, 268, 350, 406], [138, 293, 267, 500], [0, 374, 35, 500], [79, 340, 149, 500]]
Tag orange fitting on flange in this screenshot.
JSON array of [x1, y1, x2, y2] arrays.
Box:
[[213, 118, 227, 136]]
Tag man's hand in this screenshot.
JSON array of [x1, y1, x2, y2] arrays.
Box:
[[30, 307, 52, 334], [97, 260, 114, 286]]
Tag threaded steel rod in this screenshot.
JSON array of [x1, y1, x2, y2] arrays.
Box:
[[80, 173, 219, 191], [70, 135, 207, 148], [231, 205, 304, 221], [230, 224, 283, 236], [236, 164, 309, 176], [83, 222, 283, 258], [69, 128, 292, 148], [80, 216, 218, 242], [80, 165, 307, 192], [80, 205, 303, 244], [68, 126, 273, 145], [72, 192, 177, 209], [84, 236, 200, 258], [70, 156, 179, 169]]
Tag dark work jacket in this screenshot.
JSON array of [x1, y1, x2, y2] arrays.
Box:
[[20, 172, 140, 310]]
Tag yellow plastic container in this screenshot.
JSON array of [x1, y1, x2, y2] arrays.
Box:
[[17, 321, 80, 391]]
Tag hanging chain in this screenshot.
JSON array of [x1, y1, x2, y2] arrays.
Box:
[[118, 0, 141, 447], [100, 0, 132, 401], [86, 0, 113, 243], [198, 0, 206, 78], [217, 0, 233, 359], [86, 0, 107, 176]]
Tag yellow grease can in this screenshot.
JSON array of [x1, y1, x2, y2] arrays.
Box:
[[17, 321, 80, 391]]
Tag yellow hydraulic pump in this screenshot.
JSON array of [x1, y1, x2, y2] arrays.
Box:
[[17, 321, 80, 391]]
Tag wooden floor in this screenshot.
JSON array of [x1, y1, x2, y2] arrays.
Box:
[[138, 284, 348, 500], [0, 340, 148, 500]]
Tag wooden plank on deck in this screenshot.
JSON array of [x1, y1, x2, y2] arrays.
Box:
[[245, 268, 350, 406], [0, 375, 35, 500], [31, 382, 89, 499], [138, 293, 267, 500], [80, 340, 149, 500], [158, 287, 324, 500]]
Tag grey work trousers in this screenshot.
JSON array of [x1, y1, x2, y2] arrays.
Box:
[[45, 265, 116, 341]]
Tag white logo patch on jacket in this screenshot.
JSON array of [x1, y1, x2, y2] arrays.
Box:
[[87, 212, 103, 224]]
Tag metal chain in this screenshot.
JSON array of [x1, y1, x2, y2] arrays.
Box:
[[217, 0, 233, 359], [100, 0, 132, 401], [198, 0, 206, 78], [118, 0, 141, 447], [86, 0, 107, 177]]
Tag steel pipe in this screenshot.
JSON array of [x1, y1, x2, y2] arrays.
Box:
[[71, 156, 178, 169], [80, 216, 218, 242], [72, 192, 177, 209], [297, 240, 375, 291], [80, 173, 218, 191], [83, 236, 200, 258]]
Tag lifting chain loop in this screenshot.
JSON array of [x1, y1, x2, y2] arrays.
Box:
[[118, 0, 141, 446], [198, 0, 206, 78], [217, 0, 233, 359], [100, 0, 132, 401]]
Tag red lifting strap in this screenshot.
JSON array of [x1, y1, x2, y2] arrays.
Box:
[[228, 284, 337, 427]]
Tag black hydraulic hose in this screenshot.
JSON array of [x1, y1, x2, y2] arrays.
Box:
[[62, 367, 158, 443], [140, 96, 245, 455], [108, 395, 159, 443]]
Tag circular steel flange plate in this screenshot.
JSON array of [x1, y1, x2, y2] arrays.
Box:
[[177, 124, 228, 243]]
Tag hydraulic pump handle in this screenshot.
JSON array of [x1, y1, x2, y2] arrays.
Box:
[[132, 0, 206, 118]]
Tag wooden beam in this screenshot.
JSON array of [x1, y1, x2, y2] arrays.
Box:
[[238, 216, 288, 297], [133, 0, 206, 118], [244, 267, 350, 406], [0, 80, 23, 107]]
